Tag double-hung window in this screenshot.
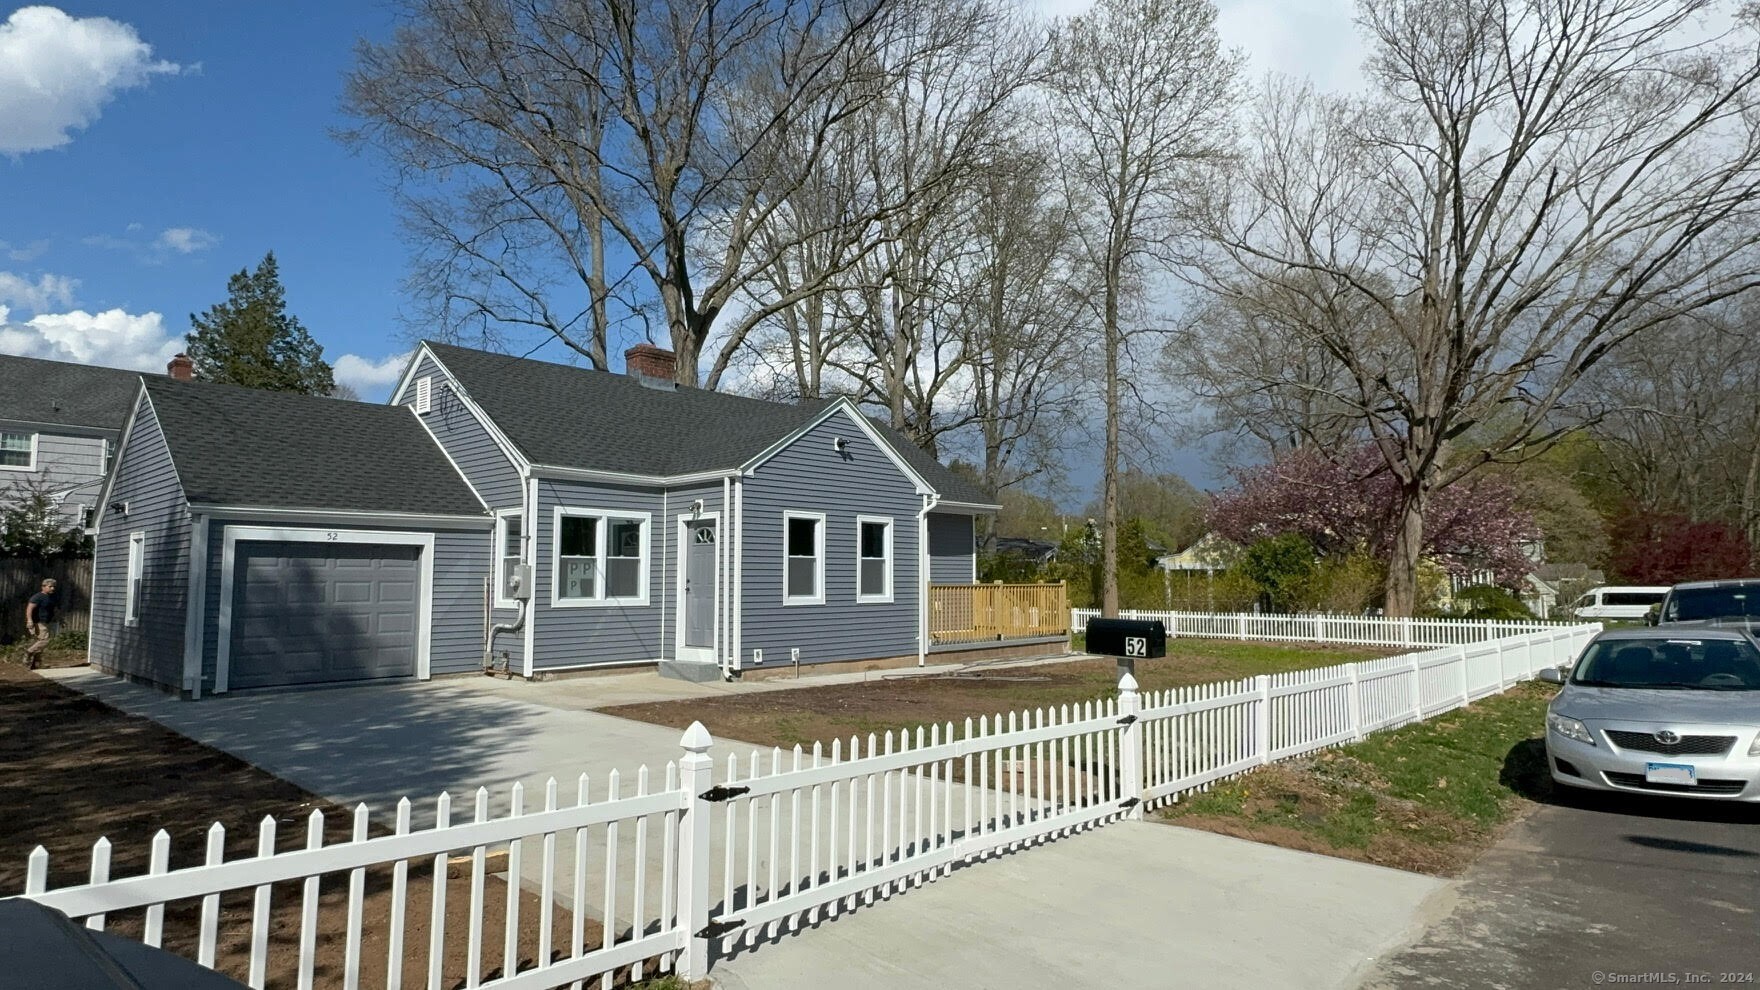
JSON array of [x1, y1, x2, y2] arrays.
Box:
[[554, 508, 650, 606], [0, 432, 34, 470], [125, 532, 145, 625], [856, 516, 893, 603], [494, 511, 523, 606], [783, 512, 825, 605]]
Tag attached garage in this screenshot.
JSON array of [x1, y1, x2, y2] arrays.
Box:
[[221, 536, 428, 691], [89, 378, 492, 698]]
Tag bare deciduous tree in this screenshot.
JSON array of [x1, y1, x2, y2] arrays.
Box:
[[1192, 0, 1760, 614], [1050, 0, 1242, 616], [344, 0, 907, 385]]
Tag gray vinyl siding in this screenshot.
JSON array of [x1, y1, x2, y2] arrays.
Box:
[[196, 521, 491, 691], [0, 419, 114, 523], [530, 477, 702, 668], [928, 512, 976, 584], [739, 409, 922, 667], [398, 354, 522, 509], [88, 397, 190, 690]]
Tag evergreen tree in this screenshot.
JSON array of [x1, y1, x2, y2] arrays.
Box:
[[186, 252, 334, 394]]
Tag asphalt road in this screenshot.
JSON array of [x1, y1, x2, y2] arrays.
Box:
[[1365, 769, 1760, 990]]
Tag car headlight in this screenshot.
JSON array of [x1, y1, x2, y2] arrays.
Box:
[[1749, 734, 1760, 758], [1548, 712, 1595, 746]]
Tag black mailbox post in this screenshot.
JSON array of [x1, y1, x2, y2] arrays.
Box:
[[1084, 617, 1167, 677]]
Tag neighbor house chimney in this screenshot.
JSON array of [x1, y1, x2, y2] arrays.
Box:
[[167, 353, 194, 381], [624, 343, 677, 382]]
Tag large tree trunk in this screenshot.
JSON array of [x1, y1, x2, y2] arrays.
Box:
[[1384, 484, 1427, 617], [1101, 262, 1121, 618]]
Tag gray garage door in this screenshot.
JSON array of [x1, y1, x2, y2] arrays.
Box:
[[229, 541, 421, 690]]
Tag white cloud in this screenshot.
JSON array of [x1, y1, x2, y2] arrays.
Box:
[[0, 303, 181, 371], [0, 6, 185, 155], [0, 239, 49, 262], [0, 271, 77, 312], [333, 351, 412, 400], [155, 227, 218, 254]]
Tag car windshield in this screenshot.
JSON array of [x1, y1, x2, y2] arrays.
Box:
[[1571, 637, 1760, 691], [1663, 586, 1759, 622]]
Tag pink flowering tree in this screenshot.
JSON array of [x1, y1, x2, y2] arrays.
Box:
[[1208, 446, 1539, 584]]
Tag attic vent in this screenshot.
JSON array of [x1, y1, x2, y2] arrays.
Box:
[[415, 376, 432, 414]]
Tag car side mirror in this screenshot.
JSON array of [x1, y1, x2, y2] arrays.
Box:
[[1537, 667, 1567, 685]]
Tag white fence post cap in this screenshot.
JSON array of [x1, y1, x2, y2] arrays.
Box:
[[679, 721, 714, 753], [1118, 671, 1139, 693]]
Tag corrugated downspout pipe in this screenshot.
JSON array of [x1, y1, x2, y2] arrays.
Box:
[[486, 600, 527, 676]]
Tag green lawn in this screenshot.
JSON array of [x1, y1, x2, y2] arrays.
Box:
[[1160, 681, 1555, 875]]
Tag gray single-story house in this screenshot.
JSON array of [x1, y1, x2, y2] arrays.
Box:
[[88, 342, 999, 696]]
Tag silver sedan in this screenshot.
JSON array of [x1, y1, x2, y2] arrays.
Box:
[[1542, 627, 1760, 802]]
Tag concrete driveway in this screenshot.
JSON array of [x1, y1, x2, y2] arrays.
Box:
[[1362, 788, 1760, 988], [43, 668, 722, 821]]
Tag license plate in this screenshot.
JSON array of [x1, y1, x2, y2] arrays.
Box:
[[1645, 762, 1696, 786]]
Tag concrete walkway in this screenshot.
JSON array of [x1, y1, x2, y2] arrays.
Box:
[[713, 823, 1447, 990]]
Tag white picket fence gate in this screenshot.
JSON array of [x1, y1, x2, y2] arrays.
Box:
[[14, 623, 1601, 989], [1072, 607, 1565, 648]]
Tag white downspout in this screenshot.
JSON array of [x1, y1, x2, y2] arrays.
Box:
[[918, 494, 938, 666], [721, 475, 733, 679], [733, 476, 744, 673], [659, 489, 669, 662], [522, 475, 537, 678]]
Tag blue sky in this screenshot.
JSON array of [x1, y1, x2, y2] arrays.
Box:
[[0, 1, 1363, 489], [0, 3, 418, 397]]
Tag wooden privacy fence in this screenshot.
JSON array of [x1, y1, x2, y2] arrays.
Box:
[[930, 582, 1067, 645], [13, 623, 1601, 989], [1072, 608, 1566, 649], [0, 556, 92, 643]]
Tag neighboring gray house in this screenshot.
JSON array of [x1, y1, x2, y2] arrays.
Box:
[[88, 342, 999, 696], [0, 353, 151, 528]]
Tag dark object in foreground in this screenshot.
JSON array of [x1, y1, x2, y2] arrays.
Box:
[[0, 898, 248, 990]]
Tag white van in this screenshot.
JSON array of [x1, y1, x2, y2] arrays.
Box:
[[1570, 586, 1670, 620]]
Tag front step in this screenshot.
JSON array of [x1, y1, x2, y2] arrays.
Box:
[[657, 660, 726, 683]]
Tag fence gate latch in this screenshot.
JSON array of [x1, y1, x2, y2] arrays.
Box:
[[1119, 797, 1141, 810], [696, 918, 747, 940], [1116, 714, 1138, 726], [699, 785, 751, 802]]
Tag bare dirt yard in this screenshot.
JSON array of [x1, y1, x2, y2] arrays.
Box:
[[605, 639, 1395, 751], [0, 651, 681, 989]]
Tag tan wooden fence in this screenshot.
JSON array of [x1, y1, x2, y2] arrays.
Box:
[[0, 557, 92, 644], [929, 582, 1068, 645]]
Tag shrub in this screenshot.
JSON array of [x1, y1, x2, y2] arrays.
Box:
[[1445, 585, 1534, 620]]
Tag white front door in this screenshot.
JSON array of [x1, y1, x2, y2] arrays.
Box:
[[676, 517, 718, 662]]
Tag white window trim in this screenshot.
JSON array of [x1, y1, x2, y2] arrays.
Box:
[[856, 514, 894, 604], [124, 531, 145, 626], [0, 431, 38, 472], [493, 508, 524, 608], [782, 510, 827, 606], [550, 506, 652, 608]]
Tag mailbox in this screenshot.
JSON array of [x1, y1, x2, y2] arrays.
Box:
[[1084, 618, 1167, 660]]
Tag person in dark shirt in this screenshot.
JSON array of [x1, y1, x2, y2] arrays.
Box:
[[24, 579, 57, 670]]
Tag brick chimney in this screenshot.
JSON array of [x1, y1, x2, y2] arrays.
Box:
[[167, 353, 194, 381], [624, 343, 677, 382]]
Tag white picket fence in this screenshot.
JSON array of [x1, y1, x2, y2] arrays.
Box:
[[14, 623, 1600, 988], [1072, 607, 1564, 648]]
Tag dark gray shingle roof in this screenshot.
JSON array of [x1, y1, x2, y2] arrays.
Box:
[[425, 342, 994, 504], [142, 378, 486, 517], [0, 353, 146, 432]]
